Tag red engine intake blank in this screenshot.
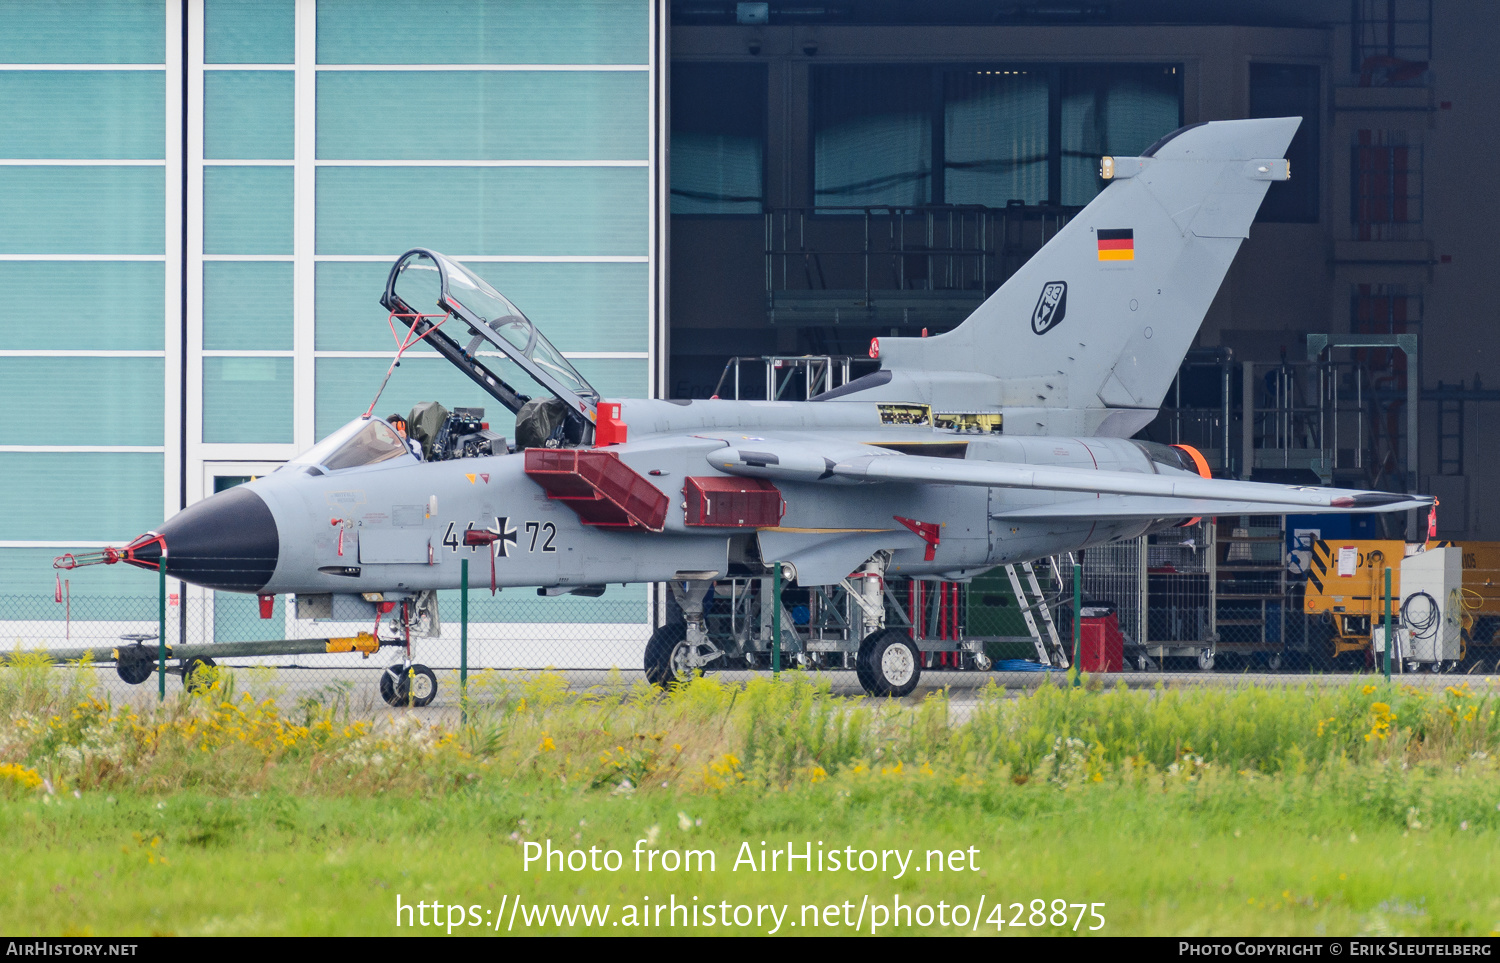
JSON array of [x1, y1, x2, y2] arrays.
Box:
[[683, 477, 784, 528]]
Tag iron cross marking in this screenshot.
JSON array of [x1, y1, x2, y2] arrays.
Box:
[[489, 517, 519, 557]]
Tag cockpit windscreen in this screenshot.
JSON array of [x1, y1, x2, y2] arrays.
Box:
[[289, 418, 411, 472]]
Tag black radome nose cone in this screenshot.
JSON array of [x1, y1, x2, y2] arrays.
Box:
[[156, 486, 280, 592]]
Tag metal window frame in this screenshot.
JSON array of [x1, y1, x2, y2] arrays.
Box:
[[1351, 140, 1424, 229], [1350, 0, 1433, 74]]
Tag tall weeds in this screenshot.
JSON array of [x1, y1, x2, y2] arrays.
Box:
[[2, 660, 1497, 799]]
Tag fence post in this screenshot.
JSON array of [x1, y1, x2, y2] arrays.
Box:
[[1383, 566, 1393, 682], [771, 562, 782, 678], [1070, 562, 1082, 688], [460, 557, 469, 725], [158, 558, 167, 701]]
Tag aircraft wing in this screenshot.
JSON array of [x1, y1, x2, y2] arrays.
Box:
[[710, 443, 1430, 515], [990, 494, 1422, 520]]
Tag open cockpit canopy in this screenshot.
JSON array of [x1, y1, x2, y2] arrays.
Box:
[[380, 249, 598, 440]]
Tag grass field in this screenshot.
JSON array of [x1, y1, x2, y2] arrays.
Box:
[[3, 657, 1500, 936]]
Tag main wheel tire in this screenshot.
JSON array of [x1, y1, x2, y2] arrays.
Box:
[[643, 623, 691, 688], [380, 664, 438, 707], [854, 631, 880, 692], [856, 628, 921, 697], [181, 656, 217, 692]]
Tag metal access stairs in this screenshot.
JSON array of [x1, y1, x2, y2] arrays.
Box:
[[1002, 557, 1073, 668]]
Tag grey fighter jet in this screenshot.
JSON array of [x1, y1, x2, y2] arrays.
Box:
[[71, 117, 1430, 698]]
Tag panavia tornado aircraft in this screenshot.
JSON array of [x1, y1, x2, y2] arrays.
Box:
[[65, 116, 1429, 699]]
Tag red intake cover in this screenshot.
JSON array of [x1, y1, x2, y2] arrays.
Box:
[[683, 477, 784, 528]]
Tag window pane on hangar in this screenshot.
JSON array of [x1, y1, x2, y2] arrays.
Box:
[[314, 261, 646, 355], [205, 70, 294, 159], [204, 165, 293, 255], [1060, 64, 1182, 207], [0, 166, 165, 255], [0, 452, 164, 542], [671, 62, 765, 214], [314, 166, 647, 257], [2, 261, 164, 350], [316, 0, 649, 65], [0, 357, 163, 446], [813, 65, 933, 207], [0, 71, 165, 160], [204, 356, 294, 444], [0, 0, 163, 64], [204, 261, 293, 352], [205, 0, 293, 64], [943, 68, 1049, 207], [317, 71, 647, 161]]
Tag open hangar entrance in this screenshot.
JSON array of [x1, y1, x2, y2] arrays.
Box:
[[657, 1, 1500, 674], [665, 0, 1478, 531]]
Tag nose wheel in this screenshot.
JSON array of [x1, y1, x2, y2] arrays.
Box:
[[380, 663, 438, 707], [374, 595, 439, 707]]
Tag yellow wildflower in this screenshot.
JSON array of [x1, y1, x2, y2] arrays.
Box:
[[0, 763, 43, 790]]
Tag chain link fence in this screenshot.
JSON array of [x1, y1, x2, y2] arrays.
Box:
[[7, 521, 1498, 714], [1, 579, 656, 713]]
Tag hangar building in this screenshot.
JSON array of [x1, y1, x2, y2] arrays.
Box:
[[2, 0, 1494, 628]]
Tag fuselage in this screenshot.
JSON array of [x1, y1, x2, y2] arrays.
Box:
[[138, 396, 1194, 596]]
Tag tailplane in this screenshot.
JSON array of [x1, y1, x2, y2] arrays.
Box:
[[830, 117, 1299, 436]]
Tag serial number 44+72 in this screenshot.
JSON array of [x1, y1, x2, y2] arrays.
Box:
[[440, 519, 557, 556]]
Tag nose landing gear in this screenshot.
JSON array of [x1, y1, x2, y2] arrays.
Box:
[[375, 591, 441, 707], [379, 662, 438, 707]]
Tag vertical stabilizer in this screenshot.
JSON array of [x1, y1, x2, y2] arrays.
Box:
[[842, 117, 1299, 436]]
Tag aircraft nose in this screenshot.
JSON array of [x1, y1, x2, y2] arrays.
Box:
[[129, 486, 280, 592]]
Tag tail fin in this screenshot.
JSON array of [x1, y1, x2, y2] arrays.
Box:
[[866, 117, 1299, 436]]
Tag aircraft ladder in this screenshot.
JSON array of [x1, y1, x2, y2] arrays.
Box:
[[1002, 558, 1072, 668]]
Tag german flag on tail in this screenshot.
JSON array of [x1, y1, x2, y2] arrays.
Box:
[[1097, 228, 1134, 261]]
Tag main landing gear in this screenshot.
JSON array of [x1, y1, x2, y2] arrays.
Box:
[[644, 560, 934, 697], [856, 627, 922, 698], [643, 581, 726, 686]]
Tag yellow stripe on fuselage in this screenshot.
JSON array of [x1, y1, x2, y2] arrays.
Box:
[[1097, 248, 1135, 261]]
